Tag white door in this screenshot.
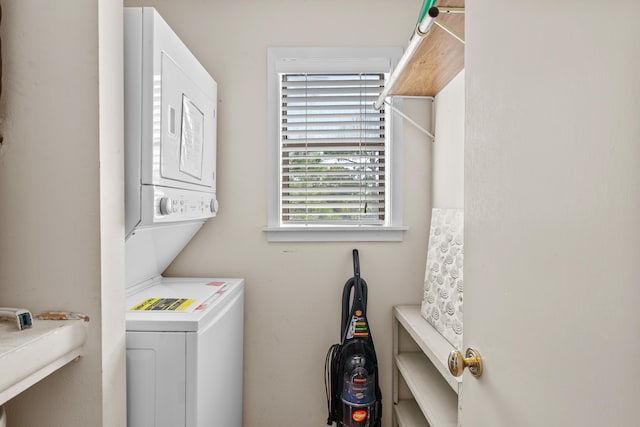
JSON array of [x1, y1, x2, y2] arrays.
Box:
[[462, 1, 640, 426]]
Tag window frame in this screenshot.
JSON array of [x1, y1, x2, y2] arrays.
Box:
[[265, 47, 407, 242]]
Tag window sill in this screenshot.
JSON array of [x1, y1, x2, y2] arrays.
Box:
[[263, 226, 408, 242]]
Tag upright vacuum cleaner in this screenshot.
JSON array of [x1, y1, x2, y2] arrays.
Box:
[[325, 249, 382, 427]]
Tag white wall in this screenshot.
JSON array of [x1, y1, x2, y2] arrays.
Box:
[[0, 1, 126, 425], [98, 1, 127, 424], [433, 70, 464, 208], [122, 1, 431, 426]]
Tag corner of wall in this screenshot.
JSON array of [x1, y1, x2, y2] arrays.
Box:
[[433, 70, 465, 209]]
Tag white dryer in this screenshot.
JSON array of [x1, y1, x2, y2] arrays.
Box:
[[124, 7, 243, 427]]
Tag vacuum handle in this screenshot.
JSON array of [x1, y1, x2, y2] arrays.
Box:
[[341, 250, 369, 338], [352, 249, 360, 281], [352, 249, 366, 312]]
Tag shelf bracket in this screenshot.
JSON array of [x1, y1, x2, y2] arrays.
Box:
[[434, 20, 465, 44], [385, 99, 435, 141]]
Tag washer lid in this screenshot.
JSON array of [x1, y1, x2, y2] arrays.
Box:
[[125, 277, 244, 332]]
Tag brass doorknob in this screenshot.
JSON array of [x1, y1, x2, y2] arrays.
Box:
[[448, 348, 483, 378]]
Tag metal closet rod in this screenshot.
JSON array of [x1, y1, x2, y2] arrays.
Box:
[[373, 6, 465, 110]]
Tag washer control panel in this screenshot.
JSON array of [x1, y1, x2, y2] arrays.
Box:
[[141, 186, 218, 225]]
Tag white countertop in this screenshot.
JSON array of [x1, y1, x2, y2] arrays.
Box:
[[0, 319, 88, 405]]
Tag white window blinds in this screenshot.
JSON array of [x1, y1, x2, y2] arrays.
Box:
[[279, 73, 388, 226]]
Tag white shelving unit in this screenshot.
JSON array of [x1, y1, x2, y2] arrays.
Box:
[[394, 400, 429, 427], [392, 305, 461, 427], [0, 319, 88, 405]]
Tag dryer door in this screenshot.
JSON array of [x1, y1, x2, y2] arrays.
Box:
[[151, 52, 217, 191]]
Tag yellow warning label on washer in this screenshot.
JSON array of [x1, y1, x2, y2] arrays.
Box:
[[130, 298, 195, 311]]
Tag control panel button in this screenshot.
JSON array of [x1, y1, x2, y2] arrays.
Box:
[[159, 197, 173, 215]]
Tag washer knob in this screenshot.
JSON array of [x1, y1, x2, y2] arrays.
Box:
[[210, 198, 219, 214], [159, 197, 173, 215]]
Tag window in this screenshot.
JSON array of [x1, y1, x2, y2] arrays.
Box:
[[265, 47, 406, 242], [281, 73, 386, 225]]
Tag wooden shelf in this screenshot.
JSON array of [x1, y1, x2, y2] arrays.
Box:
[[0, 319, 88, 405], [394, 305, 460, 393], [392, 0, 464, 97], [396, 352, 458, 427]]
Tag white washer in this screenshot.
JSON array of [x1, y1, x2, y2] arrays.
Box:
[[126, 278, 244, 427]]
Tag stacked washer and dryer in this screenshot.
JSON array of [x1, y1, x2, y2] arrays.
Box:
[[123, 8, 244, 427]]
